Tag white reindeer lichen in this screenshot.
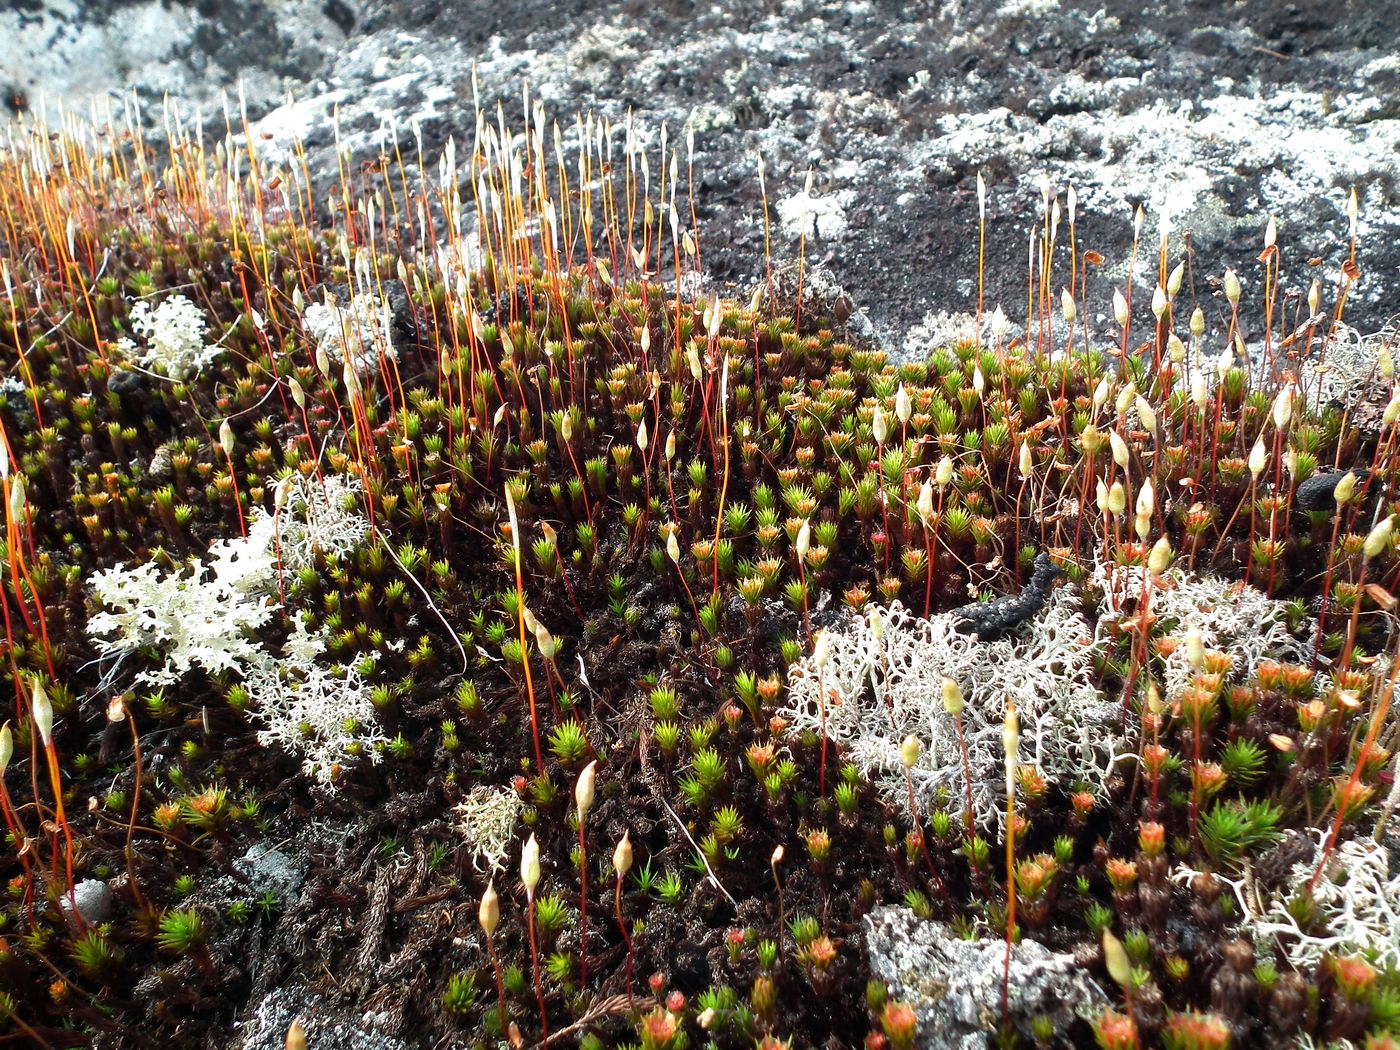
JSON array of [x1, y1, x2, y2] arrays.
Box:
[[1089, 560, 1310, 699], [780, 589, 1128, 833], [783, 563, 1316, 835], [89, 471, 381, 785], [240, 616, 388, 785], [116, 295, 220, 380], [454, 785, 524, 874], [87, 556, 274, 689], [1298, 320, 1392, 412], [255, 471, 370, 574], [1252, 828, 1400, 972]]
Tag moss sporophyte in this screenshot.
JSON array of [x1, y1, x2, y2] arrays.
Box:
[[0, 92, 1397, 1049]]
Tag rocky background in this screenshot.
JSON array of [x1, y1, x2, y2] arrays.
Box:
[[5, 0, 1399, 357]]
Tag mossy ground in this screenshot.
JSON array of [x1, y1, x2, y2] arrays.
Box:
[[0, 101, 1398, 1050]]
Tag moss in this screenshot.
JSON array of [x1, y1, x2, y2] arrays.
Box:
[[0, 94, 1396, 1050]]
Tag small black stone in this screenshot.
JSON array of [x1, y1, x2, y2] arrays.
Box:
[[107, 369, 147, 396], [322, 0, 356, 34], [481, 284, 540, 326], [1295, 468, 1370, 511]]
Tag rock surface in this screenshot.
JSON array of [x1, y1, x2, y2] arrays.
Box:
[[59, 878, 115, 925], [864, 906, 1108, 1049], [5, 1, 1400, 348], [227, 985, 413, 1050]]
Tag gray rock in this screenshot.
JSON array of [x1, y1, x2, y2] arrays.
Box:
[[865, 906, 1107, 1050], [233, 842, 306, 903], [5, 0, 1399, 355], [227, 986, 412, 1050], [60, 879, 114, 925]]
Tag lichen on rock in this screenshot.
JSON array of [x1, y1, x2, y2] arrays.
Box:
[[864, 906, 1108, 1050]]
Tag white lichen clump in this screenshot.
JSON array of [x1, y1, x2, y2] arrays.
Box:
[[88, 471, 380, 785], [241, 617, 388, 785], [302, 292, 398, 376], [256, 471, 370, 574], [1090, 560, 1310, 698], [781, 590, 1126, 832], [453, 785, 524, 874], [117, 295, 220, 379], [1253, 828, 1400, 971], [87, 556, 274, 688], [1299, 321, 1392, 411]]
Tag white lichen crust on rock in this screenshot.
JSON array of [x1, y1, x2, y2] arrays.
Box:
[[8, 0, 1400, 352], [303, 291, 400, 377], [864, 906, 1107, 1050]]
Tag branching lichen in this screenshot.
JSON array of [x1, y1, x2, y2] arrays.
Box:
[[87, 556, 274, 688], [1089, 559, 1311, 699], [241, 616, 388, 785], [453, 785, 523, 874], [256, 471, 371, 574], [782, 590, 1127, 832], [115, 294, 220, 380], [90, 474, 381, 781], [1252, 828, 1400, 971]]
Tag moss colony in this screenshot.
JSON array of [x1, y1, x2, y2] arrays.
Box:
[[0, 95, 1399, 1050]]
